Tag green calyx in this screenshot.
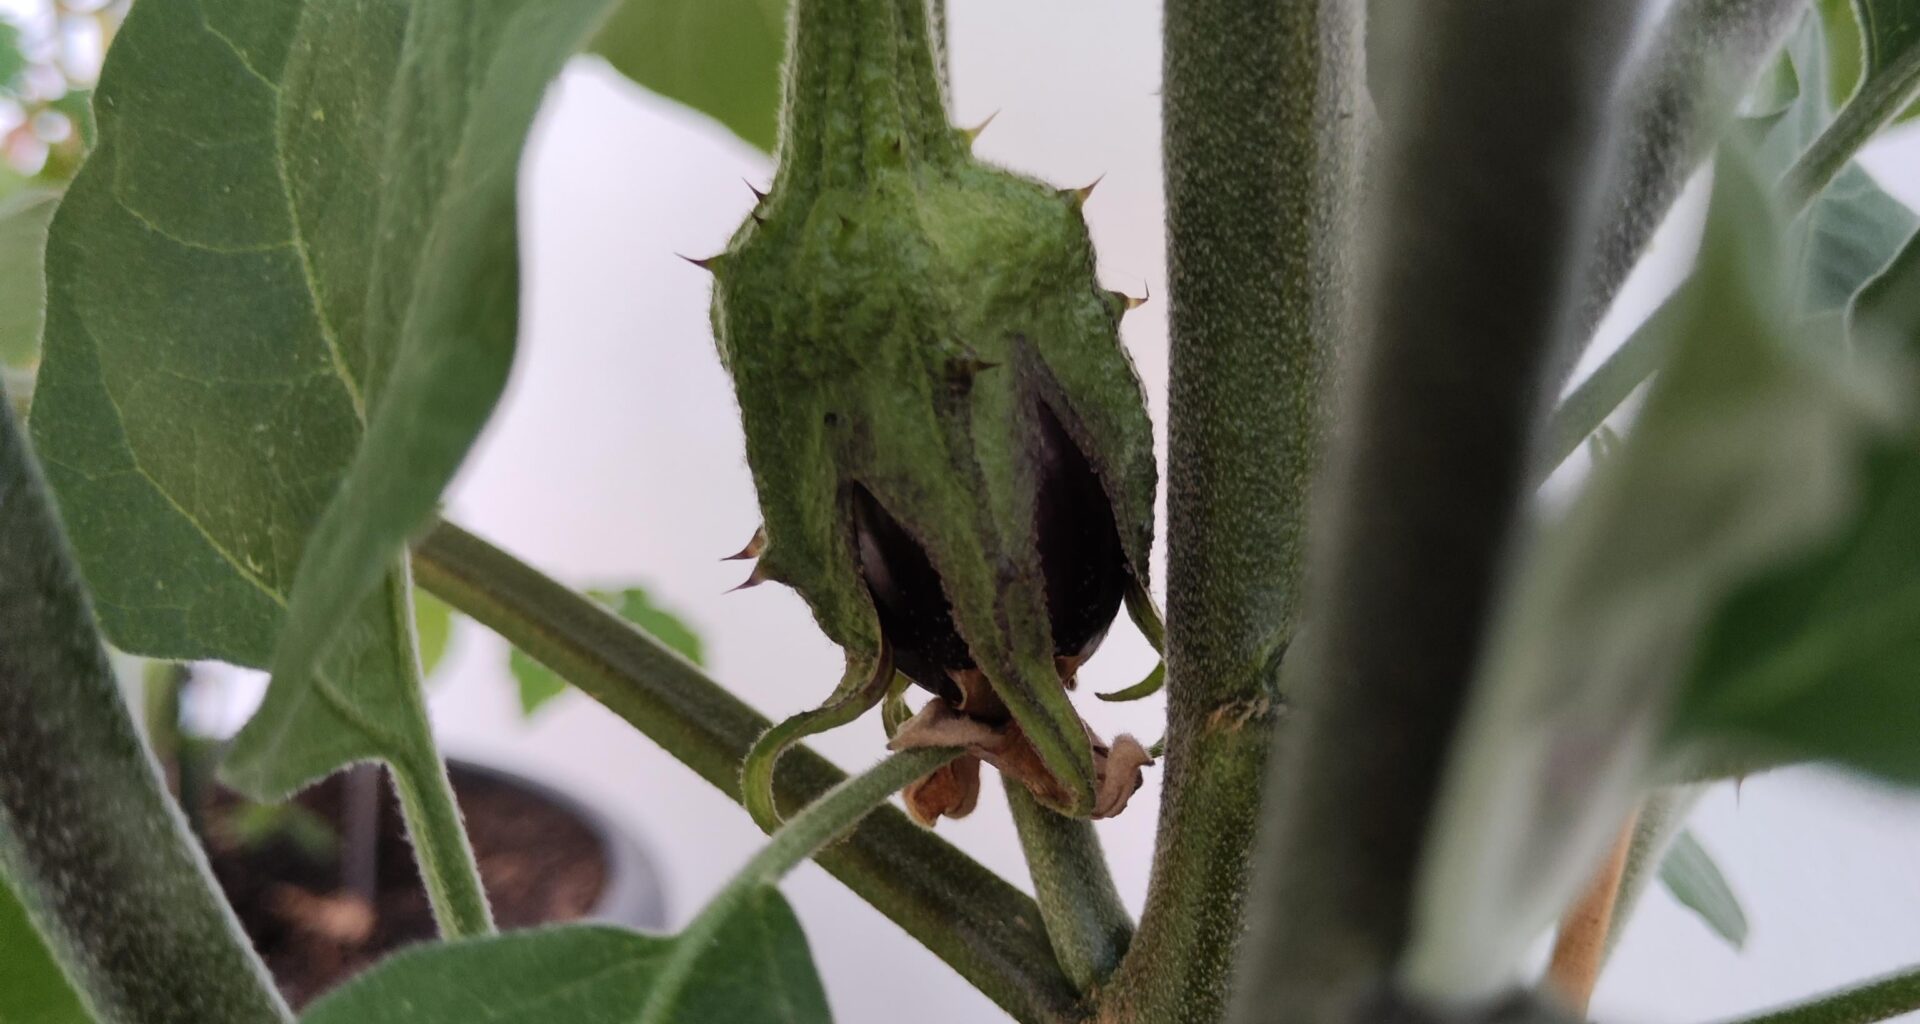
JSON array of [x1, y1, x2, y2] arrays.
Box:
[[713, 0, 1156, 822]]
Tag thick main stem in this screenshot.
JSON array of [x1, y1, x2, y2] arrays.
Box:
[[412, 521, 1084, 1024], [0, 403, 290, 1024], [1226, 2, 1641, 1021], [1098, 1, 1360, 1021]]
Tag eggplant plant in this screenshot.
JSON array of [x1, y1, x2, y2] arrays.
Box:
[[3, 0, 1920, 1022]]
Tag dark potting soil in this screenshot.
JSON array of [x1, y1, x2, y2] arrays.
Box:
[[202, 763, 608, 1008]]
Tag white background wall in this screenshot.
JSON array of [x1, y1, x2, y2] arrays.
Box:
[[229, 2, 1920, 1021]]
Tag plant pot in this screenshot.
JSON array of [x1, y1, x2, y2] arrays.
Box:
[[199, 758, 667, 1008]]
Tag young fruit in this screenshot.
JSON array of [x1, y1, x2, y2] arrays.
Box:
[[712, 0, 1157, 826]]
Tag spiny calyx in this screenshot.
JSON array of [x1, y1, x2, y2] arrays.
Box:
[[714, 0, 1157, 826]]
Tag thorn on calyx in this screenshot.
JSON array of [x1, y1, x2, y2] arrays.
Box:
[[962, 110, 999, 145], [744, 179, 769, 201], [727, 562, 771, 593], [723, 526, 767, 562], [1112, 283, 1149, 313], [1064, 174, 1104, 206], [678, 252, 723, 272], [948, 355, 1000, 380]]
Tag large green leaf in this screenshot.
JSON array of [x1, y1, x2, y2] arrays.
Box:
[[1405, 155, 1902, 997], [1659, 829, 1749, 949], [254, 0, 634, 795], [0, 875, 91, 1024], [590, 0, 786, 153], [510, 585, 704, 715], [303, 893, 828, 1024], [0, 188, 56, 368], [30, 0, 622, 804]]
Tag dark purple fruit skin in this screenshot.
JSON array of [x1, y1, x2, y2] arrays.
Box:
[[850, 401, 1128, 705]]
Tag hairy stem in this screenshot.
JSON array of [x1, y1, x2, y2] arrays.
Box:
[[382, 567, 493, 939], [1005, 780, 1134, 994], [1102, 0, 1360, 1019], [1781, 43, 1920, 207], [411, 520, 1084, 1024], [1719, 969, 1920, 1024], [1568, 0, 1808, 352], [1226, 2, 1641, 1021], [1605, 784, 1705, 960], [0, 402, 290, 1024]]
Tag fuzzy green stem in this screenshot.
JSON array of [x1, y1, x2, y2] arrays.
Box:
[[1718, 969, 1920, 1024], [411, 520, 1084, 1024], [1004, 780, 1134, 994], [387, 753, 493, 938], [1536, 292, 1686, 482], [1226, 2, 1641, 1020], [1781, 43, 1920, 208], [1568, 0, 1808, 350], [774, 0, 961, 195], [0, 401, 290, 1024], [381, 566, 493, 939], [1604, 784, 1705, 960], [1101, 0, 1360, 1019], [643, 748, 962, 1020]]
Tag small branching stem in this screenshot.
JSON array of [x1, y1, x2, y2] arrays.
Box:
[[412, 520, 1084, 1024], [1718, 969, 1920, 1024], [1005, 780, 1134, 994]]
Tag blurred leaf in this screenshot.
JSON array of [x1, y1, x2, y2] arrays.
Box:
[[0, 875, 91, 1024], [0, 188, 56, 368], [221, 801, 340, 862], [1670, 232, 1920, 781], [414, 588, 454, 678], [1787, 164, 1916, 315], [1818, 0, 1865, 106], [302, 895, 829, 1024], [0, 19, 25, 93], [1659, 830, 1749, 949], [1406, 155, 1901, 995], [512, 586, 702, 715], [590, 0, 787, 153]]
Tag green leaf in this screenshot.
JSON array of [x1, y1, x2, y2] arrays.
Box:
[[512, 586, 702, 715], [414, 588, 453, 678], [303, 896, 827, 1024], [590, 0, 787, 153], [0, 875, 92, 1024], [256, 0, 633, 800], [1406, 154, 1901, 996], [29, 0, 622, 809], [0, 188, 56, 369], [1669, 232, 1920, 781], [1659, 829, 1749, 949]]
